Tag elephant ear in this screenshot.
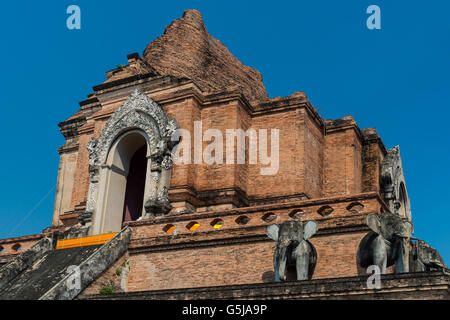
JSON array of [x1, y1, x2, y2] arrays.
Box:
[[303, 221, 318, 240], [366, 214, 381, 234], [266, 224, 279, 241]]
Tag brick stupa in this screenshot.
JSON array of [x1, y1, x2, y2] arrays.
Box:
[[0, 9, 447, 300]]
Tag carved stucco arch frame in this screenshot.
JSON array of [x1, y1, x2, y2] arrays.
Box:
[[84, 89, 179, 234]]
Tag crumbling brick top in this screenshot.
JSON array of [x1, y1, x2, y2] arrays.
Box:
[[102, 9, 269, 106]]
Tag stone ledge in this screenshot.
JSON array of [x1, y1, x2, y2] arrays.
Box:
[[78, 271, 450, 300]]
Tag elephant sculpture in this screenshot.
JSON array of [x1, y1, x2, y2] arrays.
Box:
[[267, 220, 318, 282], [357, 213, 413, 274], [409, 240, 447, 272]]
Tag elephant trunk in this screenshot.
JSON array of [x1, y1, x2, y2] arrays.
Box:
[[294, 240, 311, 280], [394, 237, 410, 273], [275, 244, 289, 281]]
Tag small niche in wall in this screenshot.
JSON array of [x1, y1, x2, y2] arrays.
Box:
[[163, 224, 176, 234], [346, 202, 364, 214], [235, 216, 250, 225], [289, 209, 304, 219], [210, 219, 224, 229], [318, 205, 334, 217], [261, 212, 276, 223], [186, 221, 200, 232], [11, 243, 22, 252]]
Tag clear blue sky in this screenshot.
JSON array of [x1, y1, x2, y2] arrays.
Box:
[[0, 1, 449, 262]]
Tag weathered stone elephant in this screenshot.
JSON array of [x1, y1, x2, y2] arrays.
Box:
[[409, 239, 447, 272], [266, 220, 318, 282], [357, 213, 413, 274]]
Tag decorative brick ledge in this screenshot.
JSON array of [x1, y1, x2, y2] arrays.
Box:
[[125, 193, 385, 250], [128, 223, 370, 254], [125, 192, 387, 228]]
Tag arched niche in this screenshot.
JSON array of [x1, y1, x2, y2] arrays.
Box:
[[85, 89, 179, 235], [93, 130, 151, 234]]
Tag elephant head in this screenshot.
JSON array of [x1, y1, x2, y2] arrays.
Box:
[[409, 240, 447, 272], [267, 220, 318, 282], [358, 213, 413, 274]]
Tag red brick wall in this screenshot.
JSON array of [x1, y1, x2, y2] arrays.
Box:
[[59, 81, 382, 222], [83, 229, 369, 293], [70, 133, 91, 208], [362, 138, 384, 193], [81, 194, 386, 293], [128, 242, 273, 290], [165, 97, 200, 192], [248, 109, 305, 200], [304, 112, 324, 198], [310, 232, 366, 279], [194, 101, 238, 192], [54, 82, 391, 297], [125, 232, 367, 292], [324, 127, 363, 197]]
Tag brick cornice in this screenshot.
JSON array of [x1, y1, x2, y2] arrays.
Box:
[[92, 72, 161, 92], [77, 72, 323, 122], [57, 143, 79, 154], [125, 192, 388, 228]]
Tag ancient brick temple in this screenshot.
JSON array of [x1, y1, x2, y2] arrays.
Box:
[[0, 9, 447, 300]]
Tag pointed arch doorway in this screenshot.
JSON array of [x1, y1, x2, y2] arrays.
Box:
[[122, 144, 147, 223], [94, 130, 151, 233]]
